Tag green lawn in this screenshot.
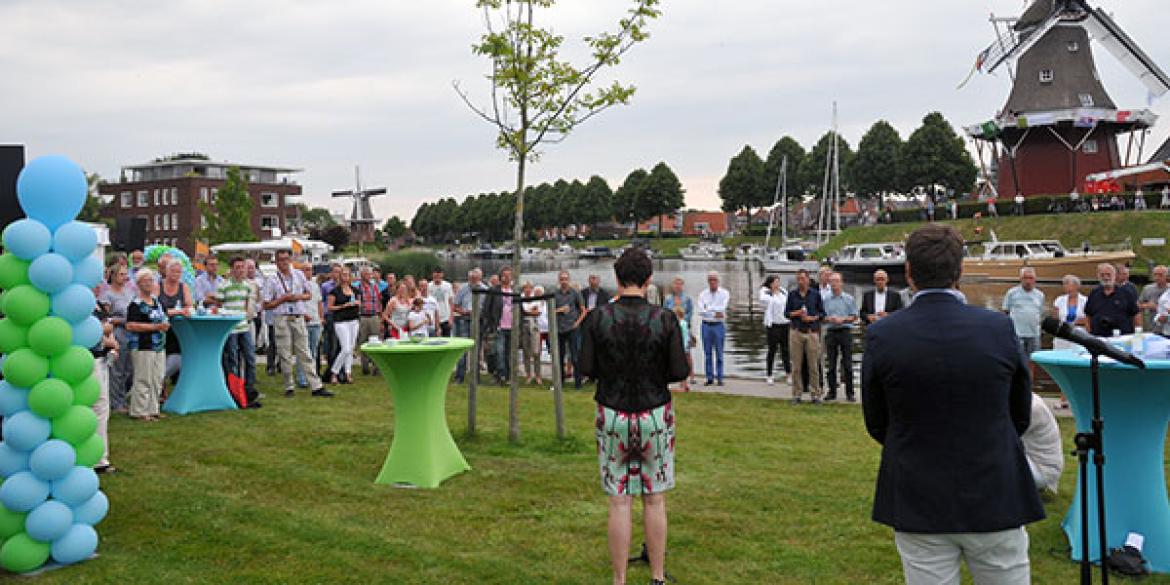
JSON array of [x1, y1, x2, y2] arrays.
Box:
[[30, 373, 1170, 584]]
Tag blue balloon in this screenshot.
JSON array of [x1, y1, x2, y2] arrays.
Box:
[[72, 255, 104, 289], [0, 381, 30, 416], [28, 440, 75, 482], [50, 523, 97, 565], [16, 156, 87, 231], [2, 411, 52, 452], [26, 500, 72, 542], [0, 471, 51, 512], [28, 253, 74, 295], [0, 443, 30, 477], [1, 219, 52, 261], [72, 491, 108, 526], [50, 285, 95, 324], [50, 467, 98, 506], [51, 222, 97, 263], [70, 317, 102, 350]]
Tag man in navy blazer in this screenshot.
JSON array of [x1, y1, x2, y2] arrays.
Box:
[[862, 224, 1044, 585]]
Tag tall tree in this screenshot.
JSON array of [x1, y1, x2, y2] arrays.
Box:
[[455, 0, 661, 440], [612, 168, 649, 224], [577, 175, 613, 227], [718, 145, 767, 227], [196, 166, 256, 245], [299, 205, 338, 230], [382, 216, 408, 240], [797, 132, 854, 198], [762, 137, 806, 234], [78, 172, 105, 223], [901, 112, 979, 197], [641, 162, 685, 237], [852, 120, 904, 207]]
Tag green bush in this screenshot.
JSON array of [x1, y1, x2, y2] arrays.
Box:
[[372, 250, 442, 280]]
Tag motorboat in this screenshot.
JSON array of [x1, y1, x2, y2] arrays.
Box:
[[962, 238, 1135, 283], [760, 246, 821, 273], [522, 247, 553, 260], [830, 243, 906, 282], [679, 242, 728, 261], [577, 246, 615, 260], [553, 243, 576, 257], [734, 243, 763, 261]]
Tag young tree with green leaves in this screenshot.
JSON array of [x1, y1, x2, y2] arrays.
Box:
[[852, 120, 905, 208], [718, 145, 767, 227], [196, 166, 256, 245], [642, 162, 685, 237], [78, 171, 105, 223], [901, 112, 978, 197], [798, 132, 854, 198], [455, 0, 661, 441], [382, 216, 408, 240], [612, 168, 649, 225]]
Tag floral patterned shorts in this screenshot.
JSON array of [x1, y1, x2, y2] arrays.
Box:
[[595, 402, 676, 496]]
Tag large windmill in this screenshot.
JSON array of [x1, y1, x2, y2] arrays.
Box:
[[965, 0, 1170, 198], [331, 166, 387, 245]]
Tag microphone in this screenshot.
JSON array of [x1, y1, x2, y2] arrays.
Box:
[[1041, 316, 1146, 369]]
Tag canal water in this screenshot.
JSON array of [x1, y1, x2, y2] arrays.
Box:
[[441, 258, 1067, 379]]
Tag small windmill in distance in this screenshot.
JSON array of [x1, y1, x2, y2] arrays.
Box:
[[332, 165, 387, 246]]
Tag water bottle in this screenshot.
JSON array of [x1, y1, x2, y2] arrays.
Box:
[[1134, 327, 1145, 358]]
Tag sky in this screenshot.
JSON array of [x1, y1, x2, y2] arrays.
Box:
[[2, 0, 1168, 224]]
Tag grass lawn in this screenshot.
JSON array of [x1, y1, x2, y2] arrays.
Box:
[[30, 372, 1170, 584]]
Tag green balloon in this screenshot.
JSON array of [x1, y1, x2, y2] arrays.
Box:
[[28, 378, 74, 419], [0, 253, 30, 290], [73, 374, 101, 407], [74, 433, 105, 467], [1, 348, 49, 388], [51, 405, 98, 446], [0, 318, 29, 354], [3, 286, 50, 327], [26, 316, 72, 358], [0, 506, 26, 539], [0, 533, 50, 573], [48, 346, 94, 385]]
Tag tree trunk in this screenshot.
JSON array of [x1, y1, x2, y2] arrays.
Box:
[[509, 153, 525, 443]]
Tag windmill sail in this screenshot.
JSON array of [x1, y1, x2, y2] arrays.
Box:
[[980, 12, 1063, 75], [1083, 8, 1170, 97]]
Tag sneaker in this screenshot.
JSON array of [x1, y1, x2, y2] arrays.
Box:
[[284, 389, 295, 398], [824, 394, 837, 402], [846, 395, 857, 403], [245, 402, 263, 409], [716, 380, 723, 386], [766, 377, 774, 385], [312, 388, 335, 397], [703, 380, 713, 386]]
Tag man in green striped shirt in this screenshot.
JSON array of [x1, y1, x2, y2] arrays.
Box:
[[221, 257, 261, 408]]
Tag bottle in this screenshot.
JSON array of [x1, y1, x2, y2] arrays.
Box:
[[1134, 327, 1145, 358]]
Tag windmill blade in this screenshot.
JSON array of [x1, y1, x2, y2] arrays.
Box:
[[981, 11, 1063, 74], [363, 188, 388, 196], [331, 190, 355, 198], [1083, 8, 1170, 97]]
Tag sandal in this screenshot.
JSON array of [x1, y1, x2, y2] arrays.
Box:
[[95, 465, 118, 475]]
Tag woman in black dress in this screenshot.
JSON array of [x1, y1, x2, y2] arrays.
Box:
[[579, 248, 689, 585]]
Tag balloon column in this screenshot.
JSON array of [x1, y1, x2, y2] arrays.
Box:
[[0, 156, 108, 573], [143, 244, 195, 288]]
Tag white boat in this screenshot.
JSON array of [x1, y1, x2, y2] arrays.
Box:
[[760, 246, 821, 273], [734, 243, 763, 261], [830, 243, 906, 282], [577, 246, 615, 259], [679, 242, 728, 261], [553, 243, 576, 257], [522, 247, 553, 260], [620, 244, 655, 259], [962, 237, 1135, 283]]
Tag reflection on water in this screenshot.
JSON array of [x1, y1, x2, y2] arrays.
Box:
[[442, 258, 1068, 378]]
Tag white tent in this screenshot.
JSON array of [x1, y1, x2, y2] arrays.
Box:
[[210, 237, 333, 263]]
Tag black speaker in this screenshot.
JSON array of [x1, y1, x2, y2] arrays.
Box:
[[0, 145, 25, 236], [114, 216, 147, 252]]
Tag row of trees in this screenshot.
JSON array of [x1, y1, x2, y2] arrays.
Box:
[[410, 161, 684, 242], [718, 112, 979, 216]]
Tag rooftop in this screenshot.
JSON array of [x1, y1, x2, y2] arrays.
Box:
[[118, 155, 301, 185]]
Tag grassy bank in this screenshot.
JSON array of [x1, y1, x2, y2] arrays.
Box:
[[820, 210, 1170, 271], [29, 372, 1170, 583]]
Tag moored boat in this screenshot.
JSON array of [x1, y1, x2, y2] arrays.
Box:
[[679, 242, 728, 261], [830, 242, 906, 282], [962, 239, 1135, 283], [760, 246, 821, 273]]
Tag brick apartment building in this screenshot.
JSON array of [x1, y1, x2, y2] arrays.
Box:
[[99, 155, 302, 253]]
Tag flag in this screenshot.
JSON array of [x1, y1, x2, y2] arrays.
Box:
[[291, 238, 304, 255], [195, 240, 210, 256]]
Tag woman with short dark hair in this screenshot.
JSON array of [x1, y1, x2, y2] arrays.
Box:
[[579, 248, 689, 585]]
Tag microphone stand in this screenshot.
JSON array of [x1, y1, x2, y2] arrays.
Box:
[[1073, 353, 1110, 585]]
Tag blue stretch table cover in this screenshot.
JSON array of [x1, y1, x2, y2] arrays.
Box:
[[1032, 350, 1170, 571], [162, 314, 243, 415]]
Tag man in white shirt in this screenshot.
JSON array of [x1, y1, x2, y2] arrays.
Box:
[[1002, 267, 1045, 362], [818, 266, 833, 300], [698, 271, 730, 386], [430, 268, 455, 337], [1155, 288, 1170, 336], [193, 256, 224, 307], [263, 250, 332, 398]]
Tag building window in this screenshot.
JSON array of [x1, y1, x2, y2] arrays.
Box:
[[211, 188, 218, 200], [120, 192, 132, 208], [171, 213, 179, 230], [1083, 140, 1099, 154], [200, 187, 209, 203], [137, 191, 148, 207], [201, 215, 208, 230], [1068, 41, 1079, 52], [154, 215, 161, 231], [260, 215, 280, 230], [162, 214, 170, 231], [170, 187, 178, 205], [1039, 69, 1054, 84], [1079, 93, 1094, 107], [260, 192, 278, 208], [154, 189, 160, 206]]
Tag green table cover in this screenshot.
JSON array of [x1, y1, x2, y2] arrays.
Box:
[[360, 337, 473, 488]]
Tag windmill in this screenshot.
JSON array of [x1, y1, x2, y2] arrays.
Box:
[[331, 166, 387, 245], [964, 0, 1170, 198]]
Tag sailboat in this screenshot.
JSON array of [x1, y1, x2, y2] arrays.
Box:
[[760, 155, 820, 273]]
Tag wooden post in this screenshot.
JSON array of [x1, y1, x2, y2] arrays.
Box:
[[547, 297, 564, 439], [468, 290, 480, 436]]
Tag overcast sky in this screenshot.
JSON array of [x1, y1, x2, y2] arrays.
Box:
[[2, 0, 1168, 223]]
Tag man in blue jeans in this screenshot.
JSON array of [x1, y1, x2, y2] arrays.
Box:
[[697, 271, 729, 386], [481, 266, 515, 385], [220, 257, 262, 408], [452, 268, 487, 383]]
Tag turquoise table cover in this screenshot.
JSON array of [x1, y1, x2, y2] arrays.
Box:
[[360, 338, 473, 489], [162, 314, 244, 415], [1032, 350, 1170, 571]]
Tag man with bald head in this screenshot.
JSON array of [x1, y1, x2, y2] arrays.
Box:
[[698, 271, 730, 386], [1085, 263, 1140, 336], [860, 269, 903, 326]]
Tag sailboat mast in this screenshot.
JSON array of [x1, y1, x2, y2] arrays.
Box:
[[781, 156, 788, 246], [764, 156, 786, 252], [832, 101, 841, 233]]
